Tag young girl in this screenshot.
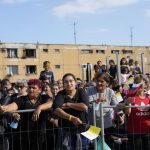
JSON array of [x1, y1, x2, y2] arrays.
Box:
[[125, 86, 150, 150]]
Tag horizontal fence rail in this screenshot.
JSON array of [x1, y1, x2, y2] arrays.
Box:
[[0, 104, 149, 150]]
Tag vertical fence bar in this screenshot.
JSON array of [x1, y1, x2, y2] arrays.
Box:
[[81, 65, 85, 83], [141, 53, 145, 74], [106, 56, 110, 72], [116, 52, 121, 86], [100, 103, 104, 150], [86, 63, 92, 83], [92, 102, 97, 150]]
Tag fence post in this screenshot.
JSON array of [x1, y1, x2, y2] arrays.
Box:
[[86, 63, 92, 83], [100, 103, 104, 150], [106, 56, 110, 72], [92, 102, 97, 150], [81, 65, 85, 83], [141, 53, 145, 74], [116, 52, 121, 86]]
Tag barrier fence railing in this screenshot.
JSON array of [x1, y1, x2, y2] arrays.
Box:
[[0, 104, 150, 150], [91, 103, 150, 150]]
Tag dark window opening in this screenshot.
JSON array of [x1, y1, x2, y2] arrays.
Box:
[[122, 49, 133, 54], [25, 49, 36, 58], [96, 50, 105, 54], [55, 65, 61, 69], [26, 65, 37, 74], [81, 49, 93, 54], [111, 50, 120, 54], [43, 49, 48, 52]]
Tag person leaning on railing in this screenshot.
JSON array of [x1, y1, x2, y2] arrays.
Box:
[[53, 73, 89, 150], [0, 79, 53, 150], [86, 73, 118, 148], [118, 84, 150, 150]]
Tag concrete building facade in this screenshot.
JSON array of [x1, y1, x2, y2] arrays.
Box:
[[0, 42, 150, 82]]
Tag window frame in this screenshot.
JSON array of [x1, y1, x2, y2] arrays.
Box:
[[55, 65, 61, 69], [54, 49, 60, 53], [96, 50, 105, 54], [80, 49, 93, 54], [6, 65, 18, 75], [26, 65, 37, 74], [25, 49, 36, 58], [7, 48, 18, 58]]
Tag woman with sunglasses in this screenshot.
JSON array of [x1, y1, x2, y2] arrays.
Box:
[[15, 78, 28, 97]]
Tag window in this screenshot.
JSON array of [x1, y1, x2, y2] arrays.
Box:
[[25, 49, 36, 58], [54, 49, 60, 53], [26, 65, 37, 74], [7, 48, 18, 58], [43, 49, 48, 52], [81, 49, 93, 54], [1, 48, 6, 52], [111, 50, 120, 54], [55, 65, 61, 69], [122, 49, 133, 54], [96, 50, 105, 54], [7, 65, 18, 75]]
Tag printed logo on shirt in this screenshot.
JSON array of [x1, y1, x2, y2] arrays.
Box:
[[135, 102, 150, 111], [136, 111, 150, 116]]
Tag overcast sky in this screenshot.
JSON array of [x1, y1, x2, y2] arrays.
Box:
[[0, 0, 150, 46]]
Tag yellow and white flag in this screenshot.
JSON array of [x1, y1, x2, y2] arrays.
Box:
[[81, 126, 101, 140], [115, 92, 123, 102]]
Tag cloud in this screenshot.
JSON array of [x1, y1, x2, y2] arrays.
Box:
[[53, 0, 140, 18], [145, 9, 150, 17], [1, 0, 30, 4]]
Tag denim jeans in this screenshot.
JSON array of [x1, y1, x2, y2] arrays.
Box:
[[56, 128, 89, 150]]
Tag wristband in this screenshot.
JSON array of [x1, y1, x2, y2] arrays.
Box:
[[69, 115, 73, 121]]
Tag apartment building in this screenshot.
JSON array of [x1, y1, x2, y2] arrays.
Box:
[[0, 42, 149, 82]]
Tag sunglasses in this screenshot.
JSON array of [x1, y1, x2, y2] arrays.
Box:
[[117, 113, 124, 117], [16, 85, 25, 89]]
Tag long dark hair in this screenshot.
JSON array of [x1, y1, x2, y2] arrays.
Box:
[[62, 73, 77, 83]]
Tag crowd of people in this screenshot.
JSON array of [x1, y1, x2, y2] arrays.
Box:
[[0, 59, 149, 150]]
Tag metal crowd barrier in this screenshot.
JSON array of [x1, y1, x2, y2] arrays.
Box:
[[93, 103, 150, 150], [0, 104, 150, 150]]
